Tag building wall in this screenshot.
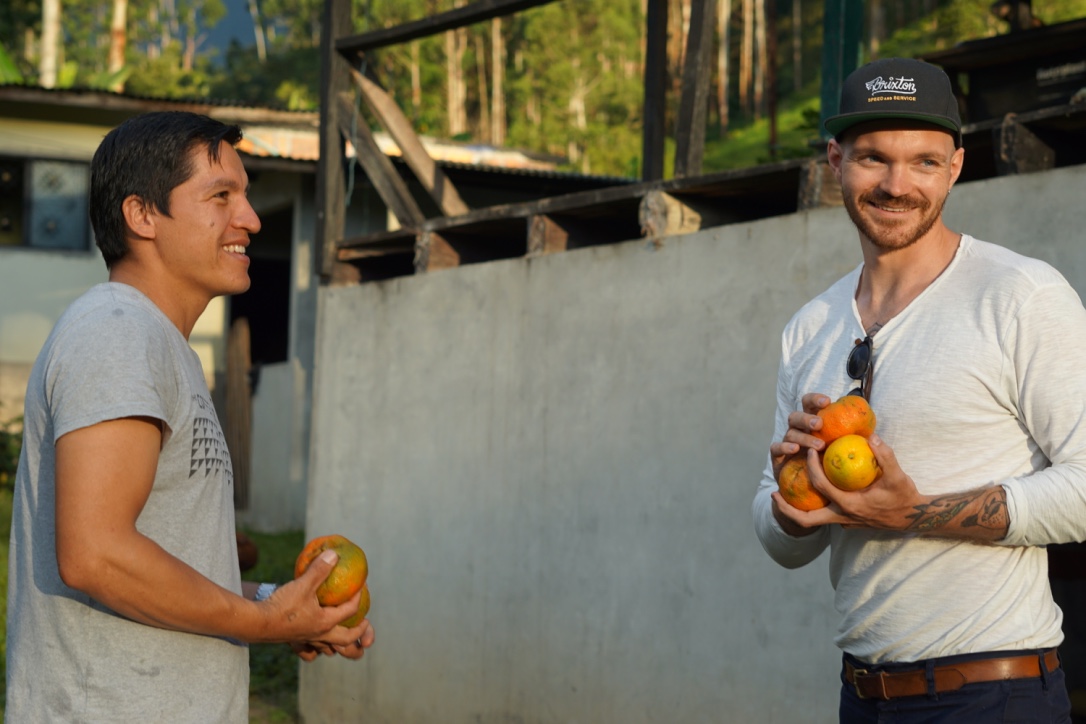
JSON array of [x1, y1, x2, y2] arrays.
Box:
[[0, 117, 232, 413], [300, 164, 1086, 723]]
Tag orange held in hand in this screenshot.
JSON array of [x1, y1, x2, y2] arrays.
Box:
[[777, 455, 830, 511], [822, 434, 880, 491], [294, 534, 370, 626], [813, 395, 876, 444]]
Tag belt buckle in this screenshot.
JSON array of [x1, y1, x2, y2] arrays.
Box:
[[852, 668, 890, 700], [852, 668, 869, 700]]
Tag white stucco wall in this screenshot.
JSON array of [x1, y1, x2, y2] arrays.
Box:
[[300, 163, 1086, 723]]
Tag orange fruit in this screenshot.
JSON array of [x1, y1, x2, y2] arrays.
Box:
[[777, 455, 830, 511], [822, 434, 880, 491], [294, 534, 369, 616], [341, 583, 371, 628], [814, 395, 876, 444]]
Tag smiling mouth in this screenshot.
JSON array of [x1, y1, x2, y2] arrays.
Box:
[[223, 244, 247, 254]]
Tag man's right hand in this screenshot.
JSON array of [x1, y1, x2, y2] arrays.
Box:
[[257, 549, 371, 653], [767, 392, 834, 537], [769, 392, 831, 480]]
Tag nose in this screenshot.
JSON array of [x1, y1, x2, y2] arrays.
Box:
[[879, 162, 913, 198], [236, 197, 261, 234]]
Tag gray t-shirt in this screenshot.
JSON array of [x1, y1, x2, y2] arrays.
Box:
[[6, 283, 248, 722]]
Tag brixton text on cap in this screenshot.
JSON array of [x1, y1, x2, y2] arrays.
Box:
[[824, 57, 962, 145]]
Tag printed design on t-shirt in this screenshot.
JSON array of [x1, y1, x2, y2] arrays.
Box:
[[189, 394, 233, 485]]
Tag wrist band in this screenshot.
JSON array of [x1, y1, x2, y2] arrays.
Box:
[[254, 582, 278, 602]]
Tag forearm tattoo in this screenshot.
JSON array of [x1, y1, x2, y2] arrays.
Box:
[[905, 486, 1009, 537]]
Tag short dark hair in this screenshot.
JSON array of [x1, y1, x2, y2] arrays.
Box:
[[90, 111, 243, 268]]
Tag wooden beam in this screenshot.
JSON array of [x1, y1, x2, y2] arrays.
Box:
[[673, 0, 716, 178], [994, 113, 1055, 175], [335, 91, 427, 230], [641, 0, 667, 181], [316, 0, 354, 281], [415, 231, 460, 272], [350, 67, 470, 217], [527, 214, 570, 256], [336, 0, 557, 56]]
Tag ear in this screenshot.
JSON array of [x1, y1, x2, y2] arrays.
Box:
[[121, 195, 157, 242], [947, 146, 965, 190], [826, 138, 845, 183]]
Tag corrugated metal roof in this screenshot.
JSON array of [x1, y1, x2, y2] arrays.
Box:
[[0, 83, 635, 183]]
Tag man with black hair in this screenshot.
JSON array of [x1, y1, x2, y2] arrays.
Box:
[[6, 111, 374, 722], [753, 58, 1083, 721]]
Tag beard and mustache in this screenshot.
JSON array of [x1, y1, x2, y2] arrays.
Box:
[[841, 184, 950, 251]]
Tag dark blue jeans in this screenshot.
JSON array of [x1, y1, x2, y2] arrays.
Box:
[[839, 650, 1072, 723]]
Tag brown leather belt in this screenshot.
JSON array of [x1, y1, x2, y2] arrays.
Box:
[[845, 649, 1060, 701]]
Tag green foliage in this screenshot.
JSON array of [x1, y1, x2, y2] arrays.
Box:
[[703, 95, 822, 172], [0, 415, 21, 491], [0, 44, 23, 83], [210, 43, 321, 109], [2, 0, 1086, 176], [125, 49, 217, 99]]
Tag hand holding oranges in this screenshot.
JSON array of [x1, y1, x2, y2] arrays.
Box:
[[294, 534, 371, 627], [776, 394, 881, 507]]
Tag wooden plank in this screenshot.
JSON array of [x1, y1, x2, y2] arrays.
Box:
[[335, 91, 427, 230], [994, 113, 1055, 175], [350, 67, 471, 217], [338, 239, 416, 261], [316, 0, 353, 281], [641, 0, 667, 181], [415, 231, 460, 272], [336, 0, 557, 56], [673, 0, 716, 178], [527, 214, 569, 256]]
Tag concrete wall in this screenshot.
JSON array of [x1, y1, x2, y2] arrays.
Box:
[[238, 173, 387, 531], [300, 163, 1086, 723]]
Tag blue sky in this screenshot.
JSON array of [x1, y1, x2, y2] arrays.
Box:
[[204, 0, 257, 52]]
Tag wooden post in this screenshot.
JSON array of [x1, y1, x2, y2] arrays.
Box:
[[642, 0, 668, 181], [673, 0, 717, 178], [316, 0, 355, 282], [225, 317, 252, 510]]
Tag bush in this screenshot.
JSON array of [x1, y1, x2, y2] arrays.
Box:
[[0, 415, 20, 490]]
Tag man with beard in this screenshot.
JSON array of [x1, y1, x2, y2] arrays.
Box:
[[752, 57, 1085, 722]]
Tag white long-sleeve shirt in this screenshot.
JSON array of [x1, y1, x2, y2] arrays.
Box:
[[752, 234, 1086, 664]]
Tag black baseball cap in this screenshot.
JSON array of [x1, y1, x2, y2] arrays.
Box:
[[824, 57, 962, 147]]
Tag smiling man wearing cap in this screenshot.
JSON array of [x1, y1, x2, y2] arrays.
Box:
[[754, 57, 1084, 722]]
